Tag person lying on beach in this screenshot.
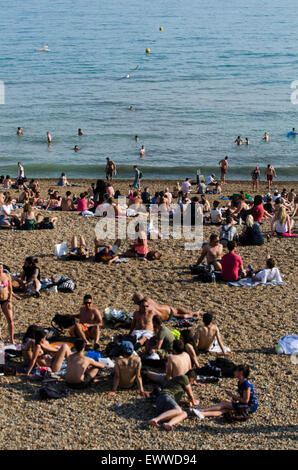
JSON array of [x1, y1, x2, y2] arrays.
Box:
[[25, 329, 71, 376], [247, 256, 283, 284], [35, 215, 57, 230], [271, 206, 294, 235], [144, 315, 175, 359], [195, 234, 223, 271], [192, 364, 258, 420], [144, 339, 192, 386], [132, 293, 200, 321], [69, 294, 103, 349], [148, 369, 199, 431], [94, 238, 121, 265], [194, 312, 229, 356], [68, 235, 90, 260], [65, 338, 105, 389], [129, 299, 155, 348], [108, 341, 149, 398], [221, 241, 245, 282]]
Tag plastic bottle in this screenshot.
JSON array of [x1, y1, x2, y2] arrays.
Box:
[[211, 272, 216, 283]]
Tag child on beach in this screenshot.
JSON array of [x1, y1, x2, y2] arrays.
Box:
[[192, 364, 258, 420]]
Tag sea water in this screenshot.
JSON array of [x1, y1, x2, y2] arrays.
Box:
[[0, 0, 297, 181]]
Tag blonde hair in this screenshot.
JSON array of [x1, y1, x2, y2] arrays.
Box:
[[277, 207, 287, 226], [245, 215, 254, 227]]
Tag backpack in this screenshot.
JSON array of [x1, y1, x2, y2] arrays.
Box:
[[51, 314, 76, 334], [190, 264, 213, 283], [39, 385, 68, 400], [104, 334, 136, 358], [56, 277, 76, 293]]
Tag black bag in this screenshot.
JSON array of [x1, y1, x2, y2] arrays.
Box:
[[51, 314, 76, 334], [39, 385, 68, 400], [190, 264, 213, 283], [56, 277, 76, 293], [104, 334, 136, 358], [210, 358, 235, 378]]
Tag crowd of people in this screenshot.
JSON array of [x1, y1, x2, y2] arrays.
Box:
[[0, 163, 296, 432]]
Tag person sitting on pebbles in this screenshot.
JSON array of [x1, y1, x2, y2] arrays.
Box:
[[69, 294, 103, 350], [94, 237, 121, 265], [148, 369, 199, 431], [65, 338, 105, 389]]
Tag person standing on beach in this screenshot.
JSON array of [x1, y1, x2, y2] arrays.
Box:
[[0, 262, 14, 344], [251, 166, 260, 191], [133, 165, 141, 189], [105, 158, 117, 181], [219, 156, 228, 184], [265, 164, 277, 191]]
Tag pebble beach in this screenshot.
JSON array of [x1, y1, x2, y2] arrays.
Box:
[[0, 178, 297, 450]]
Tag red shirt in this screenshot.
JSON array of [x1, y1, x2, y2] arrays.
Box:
[[253, 204, 264, 223], [221, 252, 243, 281]]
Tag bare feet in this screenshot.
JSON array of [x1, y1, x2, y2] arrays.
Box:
[[162, 423, 173, 431], [148, 419, 159, 428]]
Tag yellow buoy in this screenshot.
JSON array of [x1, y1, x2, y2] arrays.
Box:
[[146, 48, 151, 53], [159, 26, 163, 31]]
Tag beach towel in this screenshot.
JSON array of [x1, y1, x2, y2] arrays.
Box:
[[209, 337, 231, 353], [275, 335, 298, 355], [229, 278, 284, 287]]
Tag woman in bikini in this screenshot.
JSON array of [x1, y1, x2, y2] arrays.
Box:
[[26, 330, 71, 376], [0, 262, 14, 344]]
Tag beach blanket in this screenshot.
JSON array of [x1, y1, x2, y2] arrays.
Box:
[[229, 278, 284, 287], [275, 335, 298, 355], [209, 337, 231, 353]]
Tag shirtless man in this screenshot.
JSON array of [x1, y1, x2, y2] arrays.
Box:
[[70, 295, 103, 349], [61, 191, 75, 211], [194, 312, 229, 355], [47, 132, 52, 144], [78, 128, 85, 136], [129, 299, 155, 347], [65, 339, 105, 389], [17, 127, 23, 135], [235, 136, 243, 146], [145, 339, 192, 386], [132, 292, 200, 321], [265, 164, 277, 191], [105, 157, 117, 181], [263, 132, 270, 142], [195, 233, 223, 271], [219, 156, 228, 184], [140, 145, 146, 159]]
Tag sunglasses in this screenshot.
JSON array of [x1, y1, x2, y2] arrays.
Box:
[[84, 301, 92, 305]]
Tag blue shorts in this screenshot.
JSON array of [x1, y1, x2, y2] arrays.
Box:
[[232, 402, 257, 414], [156, 394, 179, 414]]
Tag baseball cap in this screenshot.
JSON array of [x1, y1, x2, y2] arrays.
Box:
[[121, 341, 134, 355]]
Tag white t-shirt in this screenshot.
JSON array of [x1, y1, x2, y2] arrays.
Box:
[[206, 175, 215, 185], [255, 267, 283, 284], [0, 204, 12, 217], [18, 165, 24, 178], [181, 181, 191, 194], [210, 208, 222, 224]]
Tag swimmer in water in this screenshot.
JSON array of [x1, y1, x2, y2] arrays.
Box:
[[135, 135, 139, 142], [263, 132, 270, 142], [74, 145, 80, 152], [291, 128, 297, 135], [40, 45, 50, 51], [235, 136, 243, 146], [78, 128, 85, 136], [245, 137, 250, 145], [17, 127, 23, 136], [47, 132, 52, 145], [140, 145, 146, 158], [129, 106, 135, 111]]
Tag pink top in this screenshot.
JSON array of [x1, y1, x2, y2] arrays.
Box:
[[77, 199, 88, 212], [221, 252, 243, 282], [135, 236, 148, 255]]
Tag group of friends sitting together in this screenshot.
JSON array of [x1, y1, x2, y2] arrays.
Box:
[[16, 292, 258, 431]]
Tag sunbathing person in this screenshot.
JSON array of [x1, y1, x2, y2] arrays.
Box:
[[248, 256, 283, 284], [68, 235, 89, 260], [144, 339, 192, 386], [194, 312, 229, 355], [69, 295, 103, 349], [123, 223, 148, 259], [13, 257, 41, 297], [192, 364, 258, 420], [35, 215, 57, 230], [94, 238, 121, 265], [129, 300, 155, 348], [26, 330, 71, 376], [132, 292, 200, 321], [65, 339, 105, 389], [195, 233, 223, 271], [108, 341, 149, 397], [148, 369, 199, 431]]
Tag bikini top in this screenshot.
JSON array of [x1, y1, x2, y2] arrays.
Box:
[[0, 280, 8, 289]]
